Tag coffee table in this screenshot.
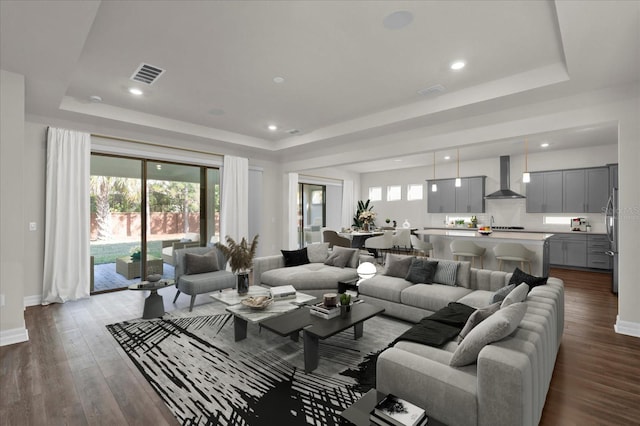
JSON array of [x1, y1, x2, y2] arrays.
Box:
[[260, 301, 384, 372], [210, 286, 315, 342], [341, 388, 445, 426], [128, 280, 174, 319]]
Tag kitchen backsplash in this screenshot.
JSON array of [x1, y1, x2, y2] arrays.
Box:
[[425, 198, 607, 233]]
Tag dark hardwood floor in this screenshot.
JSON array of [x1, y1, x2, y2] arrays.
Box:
[[1, 268, 639, 425]]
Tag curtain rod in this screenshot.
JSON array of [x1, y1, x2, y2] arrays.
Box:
[[90, 132, 223, 157]]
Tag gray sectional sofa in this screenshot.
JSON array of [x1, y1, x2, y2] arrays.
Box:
[[356, 254, 564, 426], [253, 243, 373, 299]]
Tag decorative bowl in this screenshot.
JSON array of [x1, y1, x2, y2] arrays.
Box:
[[241, 296, 273, 310], [478, 230, 493, 236], [147, 274, 162, 282]]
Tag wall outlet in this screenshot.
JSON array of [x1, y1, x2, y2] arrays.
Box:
[[29, 222, 37, 231]]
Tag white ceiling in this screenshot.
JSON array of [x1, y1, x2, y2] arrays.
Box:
[[1, 1, 638, 172]]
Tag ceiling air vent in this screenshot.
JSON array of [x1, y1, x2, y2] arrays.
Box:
[[417, 84, 446, 96], [286, 129, 300, 135], [130, 63, 165, 85]]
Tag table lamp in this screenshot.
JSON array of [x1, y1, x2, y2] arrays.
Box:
[[357, 262, 377, 283]]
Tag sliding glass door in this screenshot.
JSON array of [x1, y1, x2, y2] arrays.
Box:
[[90, 154, 220, 293], [298, 183, 326, 248]]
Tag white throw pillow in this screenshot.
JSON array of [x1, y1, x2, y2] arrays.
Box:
[[449, 302, 528, 367], [306, 243, 329, 263]]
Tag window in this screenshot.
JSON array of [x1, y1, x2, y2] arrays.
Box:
[[387, 185, 402, 201], [544, 216, 572, 225], [369, 186, 382, 201], [407, 184, 423, 201]]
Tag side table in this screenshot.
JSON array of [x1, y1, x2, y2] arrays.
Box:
[[338, 277, 359, 295], [128, 280, 174, 319], [341, 388, 445, 426]]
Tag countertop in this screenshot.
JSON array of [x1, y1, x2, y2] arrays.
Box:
[[423, 226, 605, 235], [416, 229, 554, 241]]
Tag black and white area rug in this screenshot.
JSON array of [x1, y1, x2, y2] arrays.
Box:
[[107, 306, 411, 425]]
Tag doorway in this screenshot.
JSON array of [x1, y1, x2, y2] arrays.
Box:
[[298, 183, 326, 248]]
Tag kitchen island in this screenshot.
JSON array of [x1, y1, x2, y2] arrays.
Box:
[[415, 229, 554, 275]]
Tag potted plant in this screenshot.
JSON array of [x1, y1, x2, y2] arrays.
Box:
[[217, 235, 259, 294], [353, 199, 375, 229], [340, 293, 352, 318]]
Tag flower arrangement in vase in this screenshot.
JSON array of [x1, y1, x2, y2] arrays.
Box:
[[216, 235, 259, 294]]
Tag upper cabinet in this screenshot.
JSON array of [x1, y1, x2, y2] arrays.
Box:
[[527, 166, 609, 213], [563, 167, 609, 213], [428, 176, 485, 213], [526, 171, 563, 213]]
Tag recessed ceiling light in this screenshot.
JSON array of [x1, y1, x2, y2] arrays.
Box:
[[383, 10, 414, 30], [444, 155, 451, 160], [541, 143, 550, 148], [394, 159, 403, 162], [268, 124, 278, 131], [450, 61, 466, 71], [273, 76, 285, 84], [129, 87, 143, 96]]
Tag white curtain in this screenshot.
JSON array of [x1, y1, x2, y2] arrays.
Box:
[[42, 128, 91, 304], [288, 172, 299, 249], [342, 179, 354, 229], [221, 155, 249, 243]]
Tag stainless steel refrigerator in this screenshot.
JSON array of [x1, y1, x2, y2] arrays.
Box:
[[605, 188, 619, 293]]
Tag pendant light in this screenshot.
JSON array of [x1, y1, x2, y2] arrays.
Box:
[[455, 148, 462, 187], [522, 138, 531, 183], [431, 151, 438, 192]]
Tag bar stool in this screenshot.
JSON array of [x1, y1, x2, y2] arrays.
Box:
[[450, 240, 486, 268], [410, 235, 433, 257], [493, 243, 534, 273]]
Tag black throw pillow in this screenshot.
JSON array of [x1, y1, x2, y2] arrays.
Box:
[[281, 248, 310, 267], [508, 267, 548, 292], [405, 258, 439, 284]]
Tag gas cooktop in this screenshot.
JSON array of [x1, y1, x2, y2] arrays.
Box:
[[491, 226, 525, 230]]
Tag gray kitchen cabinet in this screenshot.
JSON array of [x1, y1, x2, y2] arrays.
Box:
[[587, 234, 612, 270], [549, 234, 587, 268], [563, 167, 609, 213], [526, 171, 563, 213], [609, 164, 618, 190], [428, 177, 484, 213], [427, 179, 456, 213], [455, 177, 486, 213]]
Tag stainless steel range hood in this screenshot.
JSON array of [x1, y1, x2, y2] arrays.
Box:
[[484, 156, 526, 199]]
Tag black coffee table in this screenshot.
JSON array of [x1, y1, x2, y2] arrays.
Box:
[[341, 389, 446, 426], [260, 301, 384, 372]]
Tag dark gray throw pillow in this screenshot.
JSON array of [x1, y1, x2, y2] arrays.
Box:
[[384, 254, 414, 279], [281, 248, 310, 267], [185, 250, 219, 275], [490, 283, 516, 304], [508, 267, 548, 292], [405, 258, 439, 284], [324, 246, 357, 268], [459, 302, 502, 341]]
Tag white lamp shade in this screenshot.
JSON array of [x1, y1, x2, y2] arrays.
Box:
[[357, 262, 377, 280], [522, 172, 531, 183]]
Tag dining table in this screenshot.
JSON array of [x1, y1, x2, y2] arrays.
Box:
[[338, 230, 384, 248]]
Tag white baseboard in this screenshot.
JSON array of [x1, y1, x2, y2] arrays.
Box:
[[0, 327, 29, 346], [24, 294, 42, 307], [615, 315, 640, 338]]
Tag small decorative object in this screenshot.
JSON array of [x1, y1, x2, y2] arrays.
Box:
[[323, 293, 338, 307], [216, 234, 259, 295], [471, 216, 478, 227], [130, 246, 141, 261], [385, 218, 391, 224], [402, 219, 410, 229], [147, 274, 162, 282], [393, 220, 397, 228], [340, 293, 352, 318], [241, 296, 273, 310]]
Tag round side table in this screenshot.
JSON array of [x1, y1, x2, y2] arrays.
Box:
[[128, 280, 174, 319]]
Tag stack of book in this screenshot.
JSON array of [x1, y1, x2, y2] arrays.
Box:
[[309, 302, 340, 319], [269, 285, 297, 300], [370, 394, 428, 426]]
